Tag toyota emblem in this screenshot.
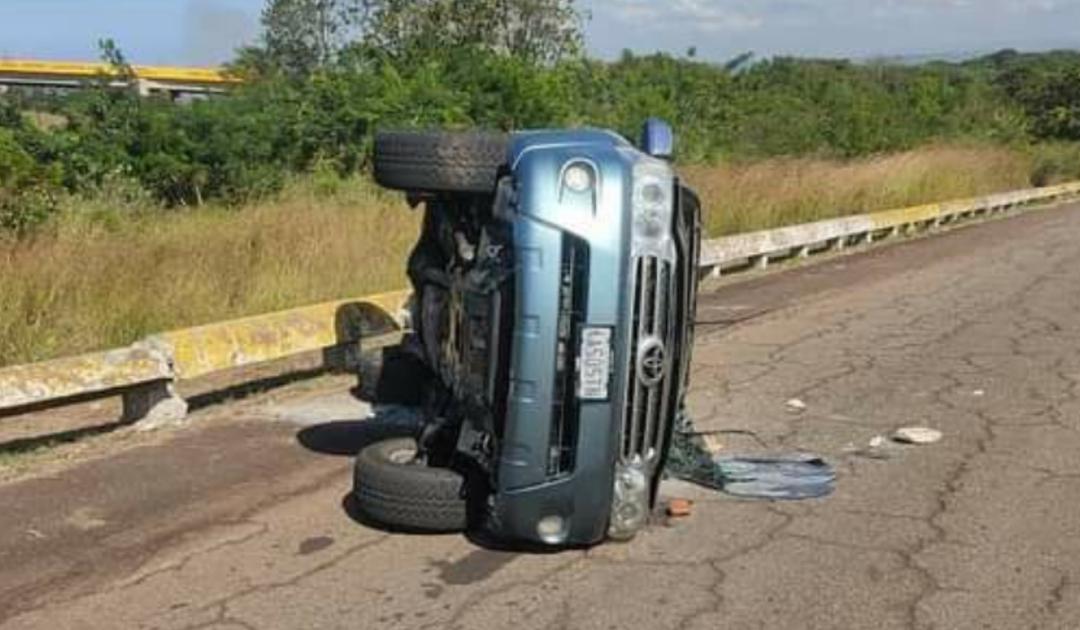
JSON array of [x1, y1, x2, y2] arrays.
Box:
[[637, 337, 667, 388]]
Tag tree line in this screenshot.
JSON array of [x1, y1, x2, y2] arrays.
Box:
[[1, 0, 1079, 234]]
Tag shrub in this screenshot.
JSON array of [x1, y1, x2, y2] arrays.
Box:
[[0, 128, 61, 234]]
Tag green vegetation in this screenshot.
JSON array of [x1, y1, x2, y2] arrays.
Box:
[[1, 0, 1079, 366], [1, 9, 1079, 229]]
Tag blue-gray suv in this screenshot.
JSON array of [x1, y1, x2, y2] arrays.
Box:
[[353, 120, 701, 547]]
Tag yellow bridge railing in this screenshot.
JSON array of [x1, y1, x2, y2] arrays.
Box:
[[0, 59, 240, 86]]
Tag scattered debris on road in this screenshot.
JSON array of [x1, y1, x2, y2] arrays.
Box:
[[711, 454, 836, 499], [892, 426, 943, 445], [701, 434, 725, 454], [785, 398, 808, 413], [845, 435, 895, 460], [666, 498, 694, 518], [667, 413, 835, 500]]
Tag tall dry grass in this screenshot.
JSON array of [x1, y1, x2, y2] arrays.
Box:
[[0, 178, 419, 366], [0, 143, 1065, 366], [687, 145, 1034, 235]]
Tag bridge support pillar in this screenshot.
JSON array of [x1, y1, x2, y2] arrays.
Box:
[[122, 380, 188, 429]]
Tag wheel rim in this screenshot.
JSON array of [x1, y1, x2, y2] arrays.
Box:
[[387, 445, 419, 465]]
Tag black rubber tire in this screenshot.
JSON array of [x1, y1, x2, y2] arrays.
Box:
[[373, 131, 508, 194], [353, 438, 467, 532]]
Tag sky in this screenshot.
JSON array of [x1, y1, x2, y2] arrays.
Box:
[[0, 0, 1078, 67]]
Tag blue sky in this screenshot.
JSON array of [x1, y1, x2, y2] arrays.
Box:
[[0, 0, 1078, 66]]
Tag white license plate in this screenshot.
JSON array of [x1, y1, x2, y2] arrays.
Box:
[[578, 327, 612, 400]]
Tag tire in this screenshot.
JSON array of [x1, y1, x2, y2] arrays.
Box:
[[353, 438, 467, 532], [374, 131, 508, 194]]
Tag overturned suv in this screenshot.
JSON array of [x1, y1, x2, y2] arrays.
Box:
[[353, 120, 701, 547]]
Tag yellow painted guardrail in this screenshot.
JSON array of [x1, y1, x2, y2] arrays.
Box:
[[0, 59, 240, 86], [700, 181, 1080, 272], [157, 290, 410, 380], [0, 290, 410, 427], [1, 182, 1079, 428]]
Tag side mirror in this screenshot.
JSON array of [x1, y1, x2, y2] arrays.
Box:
[[640, 117, 674, 160]]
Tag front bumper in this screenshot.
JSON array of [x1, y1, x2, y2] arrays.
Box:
[[487, 216, 626, 546]]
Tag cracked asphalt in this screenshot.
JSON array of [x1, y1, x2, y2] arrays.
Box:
[[2, 202, 1080, 629]]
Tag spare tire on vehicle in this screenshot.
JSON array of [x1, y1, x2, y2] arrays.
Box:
[[353, 438, 468, 532], [373, 131, 509, 194]]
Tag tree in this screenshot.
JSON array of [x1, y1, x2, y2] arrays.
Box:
[[261, 0, 358, 76], [357, 0, 586, 65]]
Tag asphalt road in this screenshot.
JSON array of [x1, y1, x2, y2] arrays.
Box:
[[2, 202, 1080, 629]]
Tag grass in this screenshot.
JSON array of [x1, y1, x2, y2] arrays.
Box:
[[1, 142, 1077, 367], [687, 144, 1038, 236], [0, 177, 419, 366]]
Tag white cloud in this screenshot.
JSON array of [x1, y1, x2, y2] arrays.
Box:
[[605, 0, 765, 32], [586, 0, 1080, 60]]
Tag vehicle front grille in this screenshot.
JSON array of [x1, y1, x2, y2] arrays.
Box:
[[548, 235, 589, 477], [622, 255, 676, 464]]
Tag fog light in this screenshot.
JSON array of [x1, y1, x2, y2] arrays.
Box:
[[537, 515, 568, 544]]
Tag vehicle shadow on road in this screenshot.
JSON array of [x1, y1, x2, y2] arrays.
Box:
[[296, 407, 451, 536], [294, 405, 422, 457]]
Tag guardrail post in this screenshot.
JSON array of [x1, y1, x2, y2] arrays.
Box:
[[122, 380, 188, 429]]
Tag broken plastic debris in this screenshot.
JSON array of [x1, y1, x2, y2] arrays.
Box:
[[666, 409, 835, 500], [666, 498, 693, 518], [785, 398, 807, 412], [853, 435, 894, 460], [669, 447, 836, 500], [892, 427, 943, 445], [701, 434, 725, 454], [712, 455, 836, 500]]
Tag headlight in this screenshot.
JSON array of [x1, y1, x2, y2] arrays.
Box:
[[562, 163, 594, 193], [632, 159, 675, 258], [607, 458, 649, 541]]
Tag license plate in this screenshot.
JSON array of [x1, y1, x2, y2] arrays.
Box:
[[578, 327, 612, 400]]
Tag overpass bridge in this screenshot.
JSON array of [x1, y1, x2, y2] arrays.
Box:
[[0, 59, 239, 98]]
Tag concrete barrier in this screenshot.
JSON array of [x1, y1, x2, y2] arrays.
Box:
[[700, 182, 1080, 274], [156, 290, 411, 380], [1, 183, 1078, 427], [0, 290, 411, 427]]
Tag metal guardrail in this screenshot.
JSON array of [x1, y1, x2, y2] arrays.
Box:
[[2, 182, 1078, 427]]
